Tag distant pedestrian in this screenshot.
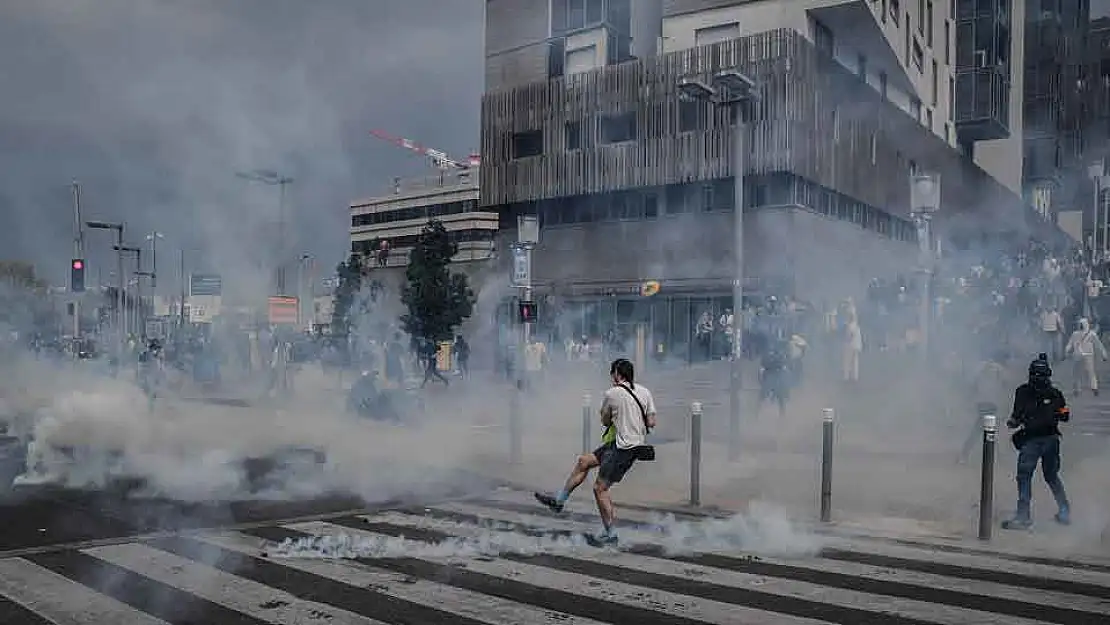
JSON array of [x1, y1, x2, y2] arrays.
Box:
[[1065, 318, 1107, 396], [420, 339, 448, 388]]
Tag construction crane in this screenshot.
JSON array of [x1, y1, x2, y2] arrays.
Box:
[[369, 129, 479, 171]]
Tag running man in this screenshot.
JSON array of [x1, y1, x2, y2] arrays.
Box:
[[534, 358, 656, 545]]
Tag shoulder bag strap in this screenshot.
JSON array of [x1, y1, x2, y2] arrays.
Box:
[[618, 384, 652, 434]]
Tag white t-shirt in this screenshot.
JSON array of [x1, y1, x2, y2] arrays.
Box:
[[602, 383, 656, 450]]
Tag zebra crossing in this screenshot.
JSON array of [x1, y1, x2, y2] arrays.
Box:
[[0, 488, 1108, 624]]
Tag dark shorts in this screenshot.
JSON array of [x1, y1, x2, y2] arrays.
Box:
[[592, 442, 637, 485]]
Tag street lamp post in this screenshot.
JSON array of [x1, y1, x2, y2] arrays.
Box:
[[297, 253, 312, 330], [87, 220, 125, 354], [678, 69, 757, 462], [146, 231, 163, 290], [236, 169, 294, 295], [910, 172, 941, 358], [114, 245, 143, 337], [1088, 162, 1108, 265], [71, 181, 84, 339]]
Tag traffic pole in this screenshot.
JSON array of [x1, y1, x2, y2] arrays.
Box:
[[820, 408, 835, 523], [979, 408, 997, 541], [690, 401, 703, 507], [509, 381, 522, 465], [581, 393, 592, 454]]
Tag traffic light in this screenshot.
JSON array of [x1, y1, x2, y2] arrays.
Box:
[[70, 259, 85, 293], [518, 300, 537, 324]]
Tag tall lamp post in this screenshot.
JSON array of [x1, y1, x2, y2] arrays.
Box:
[[909, 172, 941, 358], [71, 181, 84, 339], [146, 232, 163, 290], [236, 169, 294, 295], [87, 220, 125, 354], [509, 214, 539, 465], [678, 69, 757, 462], [114, 245, 143, 337], [297, 253, 312, 331], [1087, 162, 1108, 266]]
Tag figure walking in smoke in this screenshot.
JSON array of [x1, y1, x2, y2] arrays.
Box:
[[759, 338, 791, 418], [138, 338, 165, 411], [1064, 317, 1107, 396], [420, 338, 448, 388], [1002, 354, 1071, 530]]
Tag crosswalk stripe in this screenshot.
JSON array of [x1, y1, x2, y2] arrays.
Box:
[[22, 549, 268, 625], [140, 535, 488, 625], [426, 501, 1110, 614], [275, 521, 826, 625], [83, 542, 385, 625], [244, 524, 716, 625], [194, 529, 612, 625], [0, 558, 138, 625], [468, 495, 1110, 590], [318, 513, 1097, 625]]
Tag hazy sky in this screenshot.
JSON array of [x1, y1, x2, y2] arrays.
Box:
[[0, 0, 483, 289]]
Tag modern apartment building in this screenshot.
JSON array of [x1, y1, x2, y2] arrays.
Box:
[[481, 0, 1057, 355], [349, 168, 497, 272], [1019, 0, 1089, 217]]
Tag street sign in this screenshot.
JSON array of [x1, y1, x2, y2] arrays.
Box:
[[190, 273, 222, 296], [268, 296, 298, 325], [511, 246, 531, 288]]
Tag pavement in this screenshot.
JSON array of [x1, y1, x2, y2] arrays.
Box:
[[0, 485, 1107, 624]]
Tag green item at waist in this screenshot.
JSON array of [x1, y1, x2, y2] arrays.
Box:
[[601, 425, 615, 444]]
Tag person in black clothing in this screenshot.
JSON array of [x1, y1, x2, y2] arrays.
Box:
[[759, 338, 791, 417], [1002, 354, 1071, 529], [420, 338, 449, 388]]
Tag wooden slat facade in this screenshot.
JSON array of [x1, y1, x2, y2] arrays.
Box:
[[480, 28, 1061, 241]]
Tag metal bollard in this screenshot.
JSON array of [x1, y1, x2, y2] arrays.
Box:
[[690, 401, 703, 507], [979, 410, 997, 541], [581, 393, 592, 454], [820, 408, 835, 523]]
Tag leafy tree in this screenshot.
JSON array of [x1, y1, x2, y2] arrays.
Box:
[[400, 220, 475, 342], [331, 253, 364, 336]]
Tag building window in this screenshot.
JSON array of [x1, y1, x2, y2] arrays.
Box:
[[910, 97, 921, 121], [925, 107, 933, 130], [931, 60, 938, 105], [944, 20, 950, 64], [565, 121, 583, 150], [890, 0, 900, 24], [678, 99, 701, 132], [879, 71, 888, 98], [925, 1, 933, 46], [512, 130, 543, 159], [909, 159, 918, 175], [813, 18, 834, 56], [694, 22, 740, 48], [948, 75, 954, 116], [644, 193, 658, 218], [870, 133, 878, 164], [548, 38, 565, 78], [585, 0, 602, 24], [567, 0, 585, 30], [600, 112, 636, 144], [831, 108, 840, 142], [857, 54, 867, 79], [918, 0, 925, 34], [912, 39, 924, 72]]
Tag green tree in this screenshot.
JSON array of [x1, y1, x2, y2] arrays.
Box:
[[400, 220, 475, 342], [331, 253, 364, 336]]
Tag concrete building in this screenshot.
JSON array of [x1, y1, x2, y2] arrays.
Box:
[[481, 0, 1055, 355], [348, 167, 497, 270]]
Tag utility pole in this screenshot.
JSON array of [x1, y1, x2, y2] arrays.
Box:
[[179, 249, 187, 330], [71, 181, 83, 339]]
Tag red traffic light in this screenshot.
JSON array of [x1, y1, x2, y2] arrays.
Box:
[[72, 259, 84, 270]]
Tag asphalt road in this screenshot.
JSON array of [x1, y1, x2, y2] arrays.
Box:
[[0, 487, 1106, 624]]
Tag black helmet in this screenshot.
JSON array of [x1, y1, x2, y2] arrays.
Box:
[[1029, 353, 1052, 383]]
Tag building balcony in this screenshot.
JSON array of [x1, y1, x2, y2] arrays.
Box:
[[955, 67, 1011, 142]]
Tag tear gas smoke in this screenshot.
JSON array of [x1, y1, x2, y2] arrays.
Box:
[[265, 503, 822, 560]]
